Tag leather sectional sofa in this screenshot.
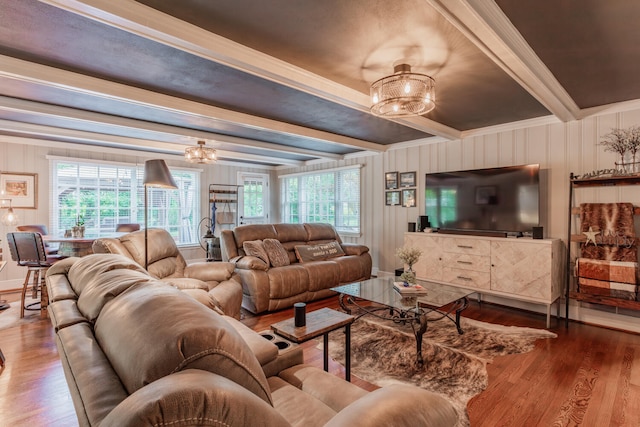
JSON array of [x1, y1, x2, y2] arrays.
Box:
[[220, 223, 372, 313], [45, 253, 457, 427], [92, 228, 243, 318]]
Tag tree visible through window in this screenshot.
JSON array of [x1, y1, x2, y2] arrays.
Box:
[[281, 166, 360, 233], [51, 159, 199, 244]]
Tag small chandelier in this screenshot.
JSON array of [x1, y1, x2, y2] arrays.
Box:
[[0, 199, 19, 226], [370, 63, 435, 117], [185, 140, 216, 164]]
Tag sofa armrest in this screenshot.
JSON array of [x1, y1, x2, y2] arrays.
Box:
[[324, 384, 457, 427], [234, 256, 269, 271], [208, 279, 243, 319], [100, 370, 288, 427], [340, 243, 369, 256], [184, 261, 235, 282]]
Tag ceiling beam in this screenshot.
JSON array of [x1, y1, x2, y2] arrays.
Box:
[[0, 96, 344, 161], [39, 0, 461, 140], [428, 0, 580, 122], [0, 55, 384, 154], [0, 120, 306, 166]]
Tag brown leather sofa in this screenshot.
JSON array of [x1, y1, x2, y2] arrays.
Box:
[[220, 223, 372, 313], [46, 254, 457, 427], [92, 228, 243, 318]]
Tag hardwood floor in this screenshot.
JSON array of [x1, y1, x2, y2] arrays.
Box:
[[1, 294, 639, 426]]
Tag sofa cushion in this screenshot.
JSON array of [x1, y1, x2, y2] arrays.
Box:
[[234, 224, 277, 250], [267, 264, 308, 299], [101, 370, 288, 427], [294, 241, 345, 262], [333, 255, 369, 283], [67, 254, 147, 296], [278, 364, 368, 412], [95, 282, 273, 405], [57, 322, 130, 426], [274, 223, 308, 243], [78, 268, 153, 322], [263, 238, 290, 267], [268, 376, 337, 426], [302, 261, 340, 292], [304, 222, 341, 243], [243, 240, 270, 264]]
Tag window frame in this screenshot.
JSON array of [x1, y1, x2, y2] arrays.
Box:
[[48, 157, 201, 246], [279, 165, 361, 235]]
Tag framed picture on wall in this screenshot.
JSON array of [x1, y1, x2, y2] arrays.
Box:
[[402, 188, 416, 207], [385, 172, 398, 190], [385, 191, 401, 206], [399, 171, 416, 187], [0, 172, 37, 209]]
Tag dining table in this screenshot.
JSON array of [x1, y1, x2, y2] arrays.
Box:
[[43, 236, 96, 257]]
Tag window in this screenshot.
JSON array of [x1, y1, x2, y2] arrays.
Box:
[[280, 166, 360, 234], [237, 172, 269, 225], [50, 159, 199, 245]]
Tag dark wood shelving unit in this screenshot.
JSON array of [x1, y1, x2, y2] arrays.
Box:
[[565, 173, 640, 326]]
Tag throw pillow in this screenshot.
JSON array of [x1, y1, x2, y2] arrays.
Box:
[[242, 240, 269, 265], [294, 241, 345, 263], [263, 238, 290, 267]]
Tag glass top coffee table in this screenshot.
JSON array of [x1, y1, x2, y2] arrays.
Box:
[[331, 277, 474, 366]]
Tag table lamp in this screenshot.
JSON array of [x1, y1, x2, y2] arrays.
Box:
[[143, 159, 177, 270]]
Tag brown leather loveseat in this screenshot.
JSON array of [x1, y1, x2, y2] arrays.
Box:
[[220, 223, 372, 313], [93, 228, 242, 318], [46, 254, 457, 427]]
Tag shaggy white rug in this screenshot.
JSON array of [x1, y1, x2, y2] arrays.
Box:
[[324, 315, 556, 427]]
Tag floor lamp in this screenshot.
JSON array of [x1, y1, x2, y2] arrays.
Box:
[[143, 159, 178, 270]]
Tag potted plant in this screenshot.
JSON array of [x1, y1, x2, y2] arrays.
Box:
[[396, 246, 422, 285], [600, 127, 631, 172], [627, 125, 640, 173], [73, 214, 85, 238]]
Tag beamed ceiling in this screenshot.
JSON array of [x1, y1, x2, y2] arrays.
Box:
[[1, 0, 640, 167]]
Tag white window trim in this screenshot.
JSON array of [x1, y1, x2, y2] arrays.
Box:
[[48, 156, 201, 246], [279, 164, 362, 235]]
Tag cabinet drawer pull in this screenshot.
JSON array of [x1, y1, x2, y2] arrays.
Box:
[[457, 260, 472, 265], [456, 276, 473, 281], [457, 245, 473, 249]]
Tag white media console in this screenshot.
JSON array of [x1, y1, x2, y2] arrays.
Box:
[[404, 232, 564, 327]]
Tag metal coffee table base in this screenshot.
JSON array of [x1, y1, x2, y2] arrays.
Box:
[[338, 294, 469, 366]]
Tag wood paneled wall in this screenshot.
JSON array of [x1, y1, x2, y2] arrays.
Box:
[[2, 104, 640, 330]]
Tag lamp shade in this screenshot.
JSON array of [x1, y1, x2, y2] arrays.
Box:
[[143, 159, 178, 189]]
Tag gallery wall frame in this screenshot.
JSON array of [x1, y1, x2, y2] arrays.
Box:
[[399, 171, 416, 187], [385, 191, 400, 206], [385, 171, 398, 190], [0, 172, 38, 209], [402, 188, 416, 207]]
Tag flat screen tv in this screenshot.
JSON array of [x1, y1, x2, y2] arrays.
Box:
[[425, 164, 540, 235]]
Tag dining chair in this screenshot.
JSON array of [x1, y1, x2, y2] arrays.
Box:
[[16, 224, 59, 255], [6, 232, 57, 318], [115, 223, 141, 232]]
